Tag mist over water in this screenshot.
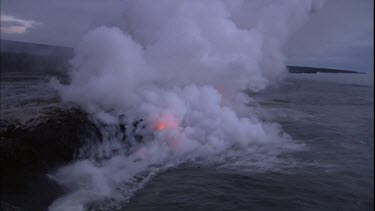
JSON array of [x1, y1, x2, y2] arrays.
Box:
[[50, 1, 324, 210]]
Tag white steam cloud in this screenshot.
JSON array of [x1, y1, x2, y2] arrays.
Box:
[[50, 1, 321, 210]]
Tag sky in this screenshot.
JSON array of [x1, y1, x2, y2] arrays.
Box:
[[287, 0, 373, 73], [0, 0, 373, 73]]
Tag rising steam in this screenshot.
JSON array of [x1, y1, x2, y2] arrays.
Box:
[[50, 1, 322, 210]]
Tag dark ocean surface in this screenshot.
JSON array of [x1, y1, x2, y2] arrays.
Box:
[[123, 74, 374, 211], [1, 71, 373, 211]]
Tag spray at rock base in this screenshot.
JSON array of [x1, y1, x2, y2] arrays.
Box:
[[50, 1, 323, 210]]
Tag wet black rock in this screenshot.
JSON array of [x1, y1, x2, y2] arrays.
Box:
[[0, 106, 152, 210], [1, 107, 100, 172], [0, 107, 100, 210]]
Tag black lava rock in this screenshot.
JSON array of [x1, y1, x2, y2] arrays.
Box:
[[0, 107, 100, 210]]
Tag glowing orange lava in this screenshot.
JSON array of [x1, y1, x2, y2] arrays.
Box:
[[154, 122, 166, 131], [152, 114, 178, 131], [151, 114, 181, 150]]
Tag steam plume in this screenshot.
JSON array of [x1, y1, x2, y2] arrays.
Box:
[[50, 1, 321, 210]]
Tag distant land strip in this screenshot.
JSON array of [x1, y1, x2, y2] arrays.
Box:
[[287, 66, 365, 74]]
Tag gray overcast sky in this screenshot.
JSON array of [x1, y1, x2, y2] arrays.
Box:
[[0, 0, 373, 73]]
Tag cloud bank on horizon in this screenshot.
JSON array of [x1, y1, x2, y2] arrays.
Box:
[[0, 0, 373, 73], [0, 14, 40, 34]]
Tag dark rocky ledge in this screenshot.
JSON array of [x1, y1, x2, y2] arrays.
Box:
[[0, 106, 148, 210], [0, 107, 100, 210]]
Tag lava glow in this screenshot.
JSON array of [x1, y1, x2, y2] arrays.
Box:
[[152, 114, 178, 131], [154, 122, 166, 131]]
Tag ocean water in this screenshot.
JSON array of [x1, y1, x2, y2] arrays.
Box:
[[1, 72, 373, 211], [121, 74, 374, 211]]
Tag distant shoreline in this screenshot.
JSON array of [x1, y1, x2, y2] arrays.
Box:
[[287, 66, 365, 74], [0, 39, 366, 75]]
